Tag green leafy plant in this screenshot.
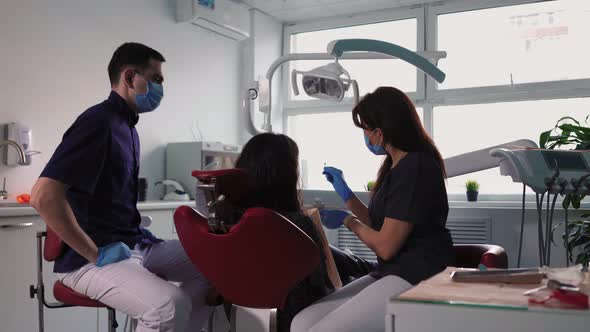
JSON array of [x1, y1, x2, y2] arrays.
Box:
[[540, 116, 590, 151], [465, 180, 479, 192], [563, 216, 590, 269], [539, 115, 590, 210], [541, 115, 590, 267], [365, 180, 375, 191]]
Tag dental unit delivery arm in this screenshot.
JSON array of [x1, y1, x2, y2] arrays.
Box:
[[443, 140, 590, 268], [444, 139, 538, 179], [489, 148, 533, 188]]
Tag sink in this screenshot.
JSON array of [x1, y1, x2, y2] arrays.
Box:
[[0, 202, 30, 207]]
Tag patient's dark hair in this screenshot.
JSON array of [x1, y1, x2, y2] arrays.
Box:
[[235, 133, 301, 213]]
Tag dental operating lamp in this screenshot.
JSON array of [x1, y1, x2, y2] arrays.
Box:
[[246, 39, 447, 134]]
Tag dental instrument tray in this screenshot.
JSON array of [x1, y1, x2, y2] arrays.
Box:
[[451, 268, 544, 284]]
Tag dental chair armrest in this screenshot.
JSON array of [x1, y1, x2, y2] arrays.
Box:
[[453, 244, 509, 269], [481, 246, 509, 269]]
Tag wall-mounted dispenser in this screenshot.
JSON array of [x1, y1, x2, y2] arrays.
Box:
[[2, 122, 33, 166]]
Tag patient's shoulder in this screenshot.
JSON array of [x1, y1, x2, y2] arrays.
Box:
[[281, 211, 315, 235], [282, 211, 312, 227]]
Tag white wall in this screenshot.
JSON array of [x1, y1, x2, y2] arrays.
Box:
[[240, 9, 283, 141], [0, 0, 241, 200], [253, 10, 284, 133]]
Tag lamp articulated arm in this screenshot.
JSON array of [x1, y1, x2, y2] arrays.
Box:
[[328, 39, 446, 83]]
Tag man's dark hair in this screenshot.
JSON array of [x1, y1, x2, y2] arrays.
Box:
[[108, 42, 165, 85]]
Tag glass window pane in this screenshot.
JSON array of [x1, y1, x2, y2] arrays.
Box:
[[290, 19, 417, 100], [289, 108, 423, 190], [438, 0, 590, 89], [434, 98, 590, 194]]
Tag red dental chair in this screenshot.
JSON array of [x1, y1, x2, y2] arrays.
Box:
[[453, 244, 508, 269], [174, 169, 321, 331]]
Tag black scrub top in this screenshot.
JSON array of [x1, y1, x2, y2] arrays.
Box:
[[40, 91, 161, 273], [368, 151, 454, 285]]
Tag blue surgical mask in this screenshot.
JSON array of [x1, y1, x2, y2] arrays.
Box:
[[135, 74, 163, 113], [364, 129, 387, 155]]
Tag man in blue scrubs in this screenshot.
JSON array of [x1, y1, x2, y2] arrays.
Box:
[[31, 43, 212, 332]]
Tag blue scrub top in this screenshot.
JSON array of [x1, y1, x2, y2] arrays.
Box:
[[41, 91, 161, 273]]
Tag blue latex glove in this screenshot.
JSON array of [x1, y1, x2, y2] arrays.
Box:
[[319, 209, 353, 229], [96, 242, 131, 267], [322, 166, 353, 202]]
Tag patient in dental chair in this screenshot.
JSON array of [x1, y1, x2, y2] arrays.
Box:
[[225, 132, 373, 332]]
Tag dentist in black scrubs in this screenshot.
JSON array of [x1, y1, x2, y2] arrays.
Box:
[[291, 86, 454, 332]]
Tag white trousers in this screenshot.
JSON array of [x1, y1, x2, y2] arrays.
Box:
[[291, 275, 412, 332], [60, 240, 213, 332]]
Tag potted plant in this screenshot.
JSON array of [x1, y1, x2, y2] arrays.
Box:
[[365, 180, 376, 192], [465, 180, 479, 202], [541, 115, 590, 269], [563, 216, 590, 271], [540, 115, 590, 209]]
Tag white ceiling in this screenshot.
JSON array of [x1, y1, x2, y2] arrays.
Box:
[[237, 0, 444, 22]]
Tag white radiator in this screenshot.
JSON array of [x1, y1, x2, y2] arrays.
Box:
[[446, 217, 492, 244], [336, 217, 492, 260], [337, 228, 377, 262]]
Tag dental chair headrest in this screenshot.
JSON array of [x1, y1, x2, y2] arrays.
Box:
[[192, 169, 250, 205]]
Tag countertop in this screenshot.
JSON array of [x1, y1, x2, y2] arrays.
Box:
[[0, 200, 196, 218], [3, 198, 587, 218]]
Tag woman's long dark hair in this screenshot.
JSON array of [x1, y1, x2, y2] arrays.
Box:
[[352, 86, 446, 193], [235, 133, 301, 213]]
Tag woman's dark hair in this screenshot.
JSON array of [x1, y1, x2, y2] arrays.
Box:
[[235, 133, 302, 213], [352, 86, 446, 193]]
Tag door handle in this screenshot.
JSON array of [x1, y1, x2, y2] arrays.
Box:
[[0, 222, 34, 230]]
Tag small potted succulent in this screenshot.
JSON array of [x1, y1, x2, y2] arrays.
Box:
[[465, 180, 479, 202]]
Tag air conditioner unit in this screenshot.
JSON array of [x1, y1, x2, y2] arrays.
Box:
[[176, 0, 251, 41]]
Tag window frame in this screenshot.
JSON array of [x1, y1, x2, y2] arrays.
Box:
[[282, 0, 590, 199], [426, 0, 590, 110]]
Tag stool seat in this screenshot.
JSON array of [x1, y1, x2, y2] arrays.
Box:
[[53, 280, 106, 308]]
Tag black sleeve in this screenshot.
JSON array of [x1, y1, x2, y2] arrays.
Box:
[[40, 114, 109, 194], [383, 154, 431, 225]]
